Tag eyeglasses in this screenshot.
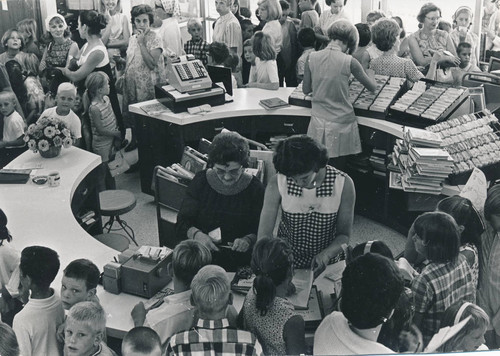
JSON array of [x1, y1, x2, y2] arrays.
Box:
[[425, 16, 441, 22]]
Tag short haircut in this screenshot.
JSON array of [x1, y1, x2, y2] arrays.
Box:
[[191, 265, 230, 314], [436, 195, 483, 247], [17, 18, 38, 41], [243, 38, 253, 48], [0, 91, 17, 105], [279, 0, 290, 10], [366, 10, 385, 24], [20, 246, 60, 290], [240, 7, 252, 18], [417, 2, 441, 24], [208, 41, 230, 65], [298, 27, 316, 48], [341, 253, 404, 329], [2, 29, 24, 50], [258, 0, 282, 20], [0, 322, 19, 356], [251, 238, 293, 316], [439, 302, 489, 352], [325, 0, 347, 6], [64, 259, 101, 291], [350, 240, 394, 261], [327, 19, 359, 55], [413, 211, 460, 263], [240, 19, 254, 31], [224, 52, 240, 71], [131, 4, 155, 26], [187, 17, 202, 29], [57, 82, 77, 96], [252, 31, 276, 60], [457, 42, 472, 54], [122, 327, 161, 354], [484, 184, 500, 222], [273, 135, 328, 176], [172, 240, 212, 286], [79, 11, 108, 36], [208, 131, 250, 167], [67, 301, 106, 335], [371, 18, 400, 52], [0, 208, 12, 243], [354, 23, 371, 47], [392, 16, 406, 38]]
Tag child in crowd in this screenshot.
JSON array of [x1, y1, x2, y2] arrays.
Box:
[[17, 19, 42, 60], [352, 23, 371, 70], [438, 301, 489, 352], [392, 16, 410, 58], [296, 27, 315, 83], [153, 0, 184, 58], [242, 39, 256, 84], [64, 302, 115, 356], [0, 321, 20, 356], [19, 53, 44, 124], [0, 91, 26, 168], [100, 0, 130, 72], [12, 246, 65, 356], [0, 29, 26, 67], [122, 327, 162, 356], [61, 259, 101, 311], [184, 18, 209, 66], [208, 41, 230, 66], [438, 20, 452, 33], [279, 0, 298, 87], [298, 0, 319, 30], [241, 238, 305, 355], [365, 10, 385, 66], [246, 31, 279, 90], [410, 212, 475, 346], [224, 52, 242, 88], [451, 7, 478, 65], [85, 72, 122, 191], [240, 21, 254, 84], [451, 42, 481, 85], [38, 83, 82, 146], [241, 19, 254, 42], [303, 19, 376, 168], [258, 0, 283, 56]]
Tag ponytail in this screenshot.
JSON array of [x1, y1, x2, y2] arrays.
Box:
[[253, 273, 277, 316]]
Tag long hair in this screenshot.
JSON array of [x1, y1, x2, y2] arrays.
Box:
[[252, 31, 276, 61]]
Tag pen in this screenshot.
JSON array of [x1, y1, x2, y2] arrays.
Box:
[[113, 256, 118, 263]]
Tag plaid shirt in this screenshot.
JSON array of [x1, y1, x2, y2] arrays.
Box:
[[167, 318, 263, 356], [184, 39, 209, 66], [411, 254, 475, 346]]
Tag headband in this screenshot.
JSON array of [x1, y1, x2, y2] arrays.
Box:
[[454, 302, 472, 325], [364, 241, 374, 255], [453, 6, 473, 21], [45, 14, 68, 32]]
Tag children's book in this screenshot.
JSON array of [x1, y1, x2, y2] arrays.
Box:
[[259, 97, 290, 110]]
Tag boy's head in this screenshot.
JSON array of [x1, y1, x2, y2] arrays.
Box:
[[191, 265, 231, 316], [187, 18, 203, 42], [0, 91, 17, 117], [61, 259, 100, 310], [56, 82, 77, 113], [457, 42, 472, 68], [122, 327, 162, 356], [171, 240, 211, 286], [366, 10, 385, 27], [20, 246, 60, 292], [64, 302, 106, 356], [243, 39, 256, 64], [208, 41, 230, 65], [355, 23, 371, 48], [298, 0, 314, 12], [241, 19, 254, 41], [298, 27, 315, 48]]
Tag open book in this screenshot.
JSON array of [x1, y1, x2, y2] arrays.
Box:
[[286, 269, 314, 310], [424, 315, 471, 352]]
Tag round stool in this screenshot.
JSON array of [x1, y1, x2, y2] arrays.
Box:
[[94, 233, 130, 252], [99, 190, 138, 246]]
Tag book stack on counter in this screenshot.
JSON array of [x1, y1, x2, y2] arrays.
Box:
[[390, 127, 453, 195], [287, 83, 312, 108], [426, 110, 500, 182], [369, 148, 388, 179]]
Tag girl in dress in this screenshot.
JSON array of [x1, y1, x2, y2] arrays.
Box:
[[303, 19, 376, 169], [246, 32, 279, 90], [100, 0, 130, 72], [241, 238, 305, 355], [85, 72, 122, 191]]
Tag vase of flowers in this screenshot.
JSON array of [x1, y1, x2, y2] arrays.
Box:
[[24, 117, 72, 158]]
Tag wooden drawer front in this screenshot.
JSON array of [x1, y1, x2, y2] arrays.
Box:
[[254, 115, 310, 134]]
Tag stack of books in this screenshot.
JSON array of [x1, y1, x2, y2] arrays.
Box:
[[369, 148, 387, 179]]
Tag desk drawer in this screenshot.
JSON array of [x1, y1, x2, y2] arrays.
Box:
[[254, 115, 310, 134], [183, 117, 252, 142]]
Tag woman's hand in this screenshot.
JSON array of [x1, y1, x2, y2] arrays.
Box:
[[194, 231, 219, 251], [137, 28, 149, 46], [311, 248, 333, 278], [232, 237, 250, 252], [430, 49, 460, 66]]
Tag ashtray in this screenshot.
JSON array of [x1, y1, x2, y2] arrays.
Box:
[[32, 176, 48, 185]]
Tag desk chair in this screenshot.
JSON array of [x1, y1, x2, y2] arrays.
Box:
[[99, 190, 138, 246], [93, 233, 130, 252]]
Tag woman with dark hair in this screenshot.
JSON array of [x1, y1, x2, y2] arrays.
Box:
[[61, 10, 124, 135], [241, 238, 305, 355], [175, 131, 265, 271], [258, 135, 355, 276]]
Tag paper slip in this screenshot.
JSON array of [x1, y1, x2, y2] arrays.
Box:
[[136, 246, 172, 259], [209, 227, 221, 243], [459, 167, 487, 213], [424, 316, 471, 352]]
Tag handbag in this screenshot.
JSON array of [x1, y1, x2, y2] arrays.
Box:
[[108, 149, 130, 177]]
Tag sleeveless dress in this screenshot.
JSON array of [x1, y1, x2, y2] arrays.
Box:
[[77, 42, 124, 133], [277, 165, 346, 268], [89, 96, 119, 162], [242, 288, 297, 355], [46, 38, 74, 68], [306, 43, 361, 158], [411, 29, 449, 60]]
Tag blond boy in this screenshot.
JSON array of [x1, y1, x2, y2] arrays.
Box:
[[184, 18, 209, 66]]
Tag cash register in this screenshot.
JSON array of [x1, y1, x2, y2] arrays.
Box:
[[155, 55, 226, 113]]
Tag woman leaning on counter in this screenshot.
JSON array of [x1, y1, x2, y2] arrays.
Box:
[[175, 131, 265, 272]]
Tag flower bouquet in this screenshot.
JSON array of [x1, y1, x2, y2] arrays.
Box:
[[24, 117, 72, 158]]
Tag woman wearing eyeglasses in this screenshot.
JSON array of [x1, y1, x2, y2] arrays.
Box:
[[258, 135, 355, 277], [408, 3, 459, 68], [175, 131, 265, 271]]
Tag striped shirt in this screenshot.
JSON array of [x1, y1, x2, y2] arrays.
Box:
[[167, 318, 263, 356]]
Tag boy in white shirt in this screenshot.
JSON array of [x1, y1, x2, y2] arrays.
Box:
[[0, 91, 26, 167], [38, 83, 82, 147]]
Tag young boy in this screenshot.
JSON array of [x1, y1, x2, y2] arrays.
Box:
[[184, 18, 209, 66], [12, 246, 65, 356], [240, 19, 254, 43], [64, 301, 114, 356], [298, 0, 319, 30], [242, 39, 255, 84], [296, 27, 315, 83], [61, 259, 101, 311], [452, 42, 481, 85], [38, 83, 82, 146], [122, 327, 162, 356], [0, 91, 26, 168]]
